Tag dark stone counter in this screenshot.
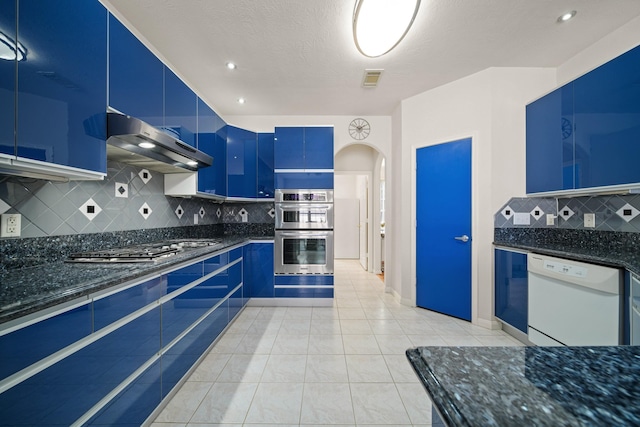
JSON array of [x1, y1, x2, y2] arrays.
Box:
[[0, 235, 273, 326], [406, 346, 640, 427], [494, 228, 640, 276]]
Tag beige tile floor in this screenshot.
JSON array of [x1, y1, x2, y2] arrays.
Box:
[[151, 259, 522, 426]]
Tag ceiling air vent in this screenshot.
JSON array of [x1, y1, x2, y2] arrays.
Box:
[[362, 69, 383, 87]]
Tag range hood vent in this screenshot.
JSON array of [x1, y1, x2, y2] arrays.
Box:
[[106, 112, 212, 174]]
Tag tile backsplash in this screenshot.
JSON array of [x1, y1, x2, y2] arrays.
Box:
[[0, 161, 274, 239], [495, 194, 640, 232]]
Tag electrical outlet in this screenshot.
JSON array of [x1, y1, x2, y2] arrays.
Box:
[[1, 213, 21, 238], [584, 213, 595, 228], [546, 214, 555, 226]]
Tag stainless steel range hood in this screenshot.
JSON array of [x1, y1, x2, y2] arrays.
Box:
[[106, 111, 212, 174]]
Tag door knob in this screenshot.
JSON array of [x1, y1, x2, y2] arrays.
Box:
[[454, 235, 470, 243]]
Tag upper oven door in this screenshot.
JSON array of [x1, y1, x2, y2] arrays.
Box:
[[275, 203, 334, 229]]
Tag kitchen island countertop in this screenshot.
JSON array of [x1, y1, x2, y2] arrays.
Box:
[[406, 346, 640, 427], [0, 236, 273, 326]]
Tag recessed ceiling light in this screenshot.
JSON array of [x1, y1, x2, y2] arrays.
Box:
[[237, 98, 246, 104], [557, 11, 577, 23], [226, 62, 237, 70]]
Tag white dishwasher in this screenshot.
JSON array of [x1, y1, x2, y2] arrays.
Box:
[[528, 253, 622, 346]]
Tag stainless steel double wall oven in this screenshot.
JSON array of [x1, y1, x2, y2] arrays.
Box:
[[274, 189, 334, 275]]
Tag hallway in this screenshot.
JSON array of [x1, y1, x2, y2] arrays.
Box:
[[151, 259, 522, 426]]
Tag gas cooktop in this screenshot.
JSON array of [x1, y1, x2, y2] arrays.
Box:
[[66, 239, 221, 263]]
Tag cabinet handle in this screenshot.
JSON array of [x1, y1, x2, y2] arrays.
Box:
[[454, 235, 470, 243]]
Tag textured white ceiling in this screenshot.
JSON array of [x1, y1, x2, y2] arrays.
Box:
[[102, 0, 640, 117]]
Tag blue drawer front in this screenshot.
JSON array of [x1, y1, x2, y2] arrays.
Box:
[[166, 262, 204, 292], [229, 285, 244, 320], [274, 275, 334, 286], [87, 360, 161, 426], [203, 253, 225, 275], [274, 288, 334, 298], [93, 276, 165, 331], [161, 303, 229, 398], [0, 307, 160, 425], [275, 172, 334, 189], [0, 303, 92, 381]]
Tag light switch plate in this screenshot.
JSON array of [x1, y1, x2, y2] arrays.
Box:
[[584, 213, 595, 228], [513, 212, 531, 225]]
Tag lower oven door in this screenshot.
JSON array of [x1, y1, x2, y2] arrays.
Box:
[[275, 230, 334, 275]]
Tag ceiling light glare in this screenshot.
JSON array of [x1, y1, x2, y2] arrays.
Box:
[[138, 142, 156, 149], [0, 31, 27, 61], [353, 0, 420, 58], [226, 62, 237, 70], [557, 11, 577, 23], [237, 97, 246, 104]]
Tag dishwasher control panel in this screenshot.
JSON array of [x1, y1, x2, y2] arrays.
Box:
[[543, 259, 587, 278]]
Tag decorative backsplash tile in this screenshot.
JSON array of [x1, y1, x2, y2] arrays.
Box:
[[0, 161, 274, 239], [495, 194, 640, 233]]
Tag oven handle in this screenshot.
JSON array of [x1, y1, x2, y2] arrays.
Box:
[[277, 230, 333, 237], [276, 203, 333, 210]]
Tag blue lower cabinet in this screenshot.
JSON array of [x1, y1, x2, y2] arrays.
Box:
[[274, 275, 334, 298], [166, 262, 204, 294], [161, 302, 229, 398], [244, 243, 274, 298], [86, 360, 162, 427], [93, 276, 165, 331], [274, 172, 334, 189], [229, 285, 244, 320], [0, 307, 161, 425], [0, 302, 92, 381], [494, 249, 528, 333]]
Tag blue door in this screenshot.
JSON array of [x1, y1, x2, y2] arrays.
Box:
[[416, 138, 472, 321]]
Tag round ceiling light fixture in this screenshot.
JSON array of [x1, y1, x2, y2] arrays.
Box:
[[557, 11, 577, 23], [0, 30, 27, 61], [226, 61, 237, 70], [353, 0, 421, 58], [237, 97, 246, 104]]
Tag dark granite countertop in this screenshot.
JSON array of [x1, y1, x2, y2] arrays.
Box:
[[494, 228, 640, 277], [407, 346, 640, 427], [0, 236, 272, 326]]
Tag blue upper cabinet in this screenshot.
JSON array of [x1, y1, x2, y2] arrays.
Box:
[[304, 127, 334, 169], [16, 0, 107, 173], [274, 127, 304, 169], [197, 98, 227, 197], [526, 45, 640, 194], [573, 44, 640, 189], [108, 13, 163, 126], [164, 67, 196, 147], [0, 1, 16, 157], [257, 133, 275, 198], [274, 126, 333, 170], [227, 126, 257, 198], [526, 84, 574, 194]]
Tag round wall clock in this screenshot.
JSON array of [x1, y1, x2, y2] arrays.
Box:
[[349, 118, 370, 140]]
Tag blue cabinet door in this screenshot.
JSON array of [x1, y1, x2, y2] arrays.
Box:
[[109, 14, 163, 126], [257, 133, 275, 198], [274, 127, 304, 169], [17, 0, 107, 173], [164, 67, 197, 147], [494, 248, 528, 333], [227, 126, 257, 198], [304, 127, 334, 169], [0, 0, 16, 157], [573, 45, 640, 189], [197, 98, 227, 196], [244, 243, 274, 298], [526, 84, 574, 194]]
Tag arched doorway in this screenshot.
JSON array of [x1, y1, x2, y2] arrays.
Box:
[[334, 143, 386, 276]]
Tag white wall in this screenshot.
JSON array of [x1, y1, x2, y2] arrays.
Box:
[[334, 174, 358, 199], [395, 68, 556, 327]]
